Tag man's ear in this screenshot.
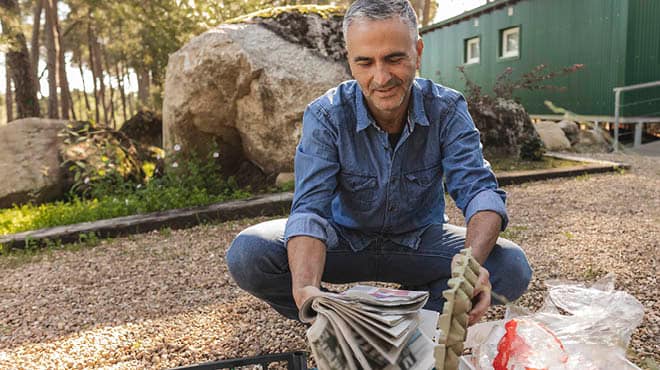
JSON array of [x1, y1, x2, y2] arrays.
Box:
[[415, 37, 424, 69]]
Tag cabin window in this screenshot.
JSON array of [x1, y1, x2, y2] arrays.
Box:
[[500, 26, 520, 58], [465, 37, 480, 64]]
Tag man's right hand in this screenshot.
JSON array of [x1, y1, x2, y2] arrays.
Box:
[[293, 285, 323, 310]]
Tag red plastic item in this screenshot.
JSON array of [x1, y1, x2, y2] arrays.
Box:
[[492, 319, 568, 370]]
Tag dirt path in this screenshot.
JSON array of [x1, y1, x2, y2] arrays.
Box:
[[1, 152, 658, 369]]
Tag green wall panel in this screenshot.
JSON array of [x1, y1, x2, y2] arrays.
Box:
[[419, 0, 654, 117], [622, 0, 660, 117]]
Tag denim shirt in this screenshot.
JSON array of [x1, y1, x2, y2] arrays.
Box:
[[284, 78, 507, 252]]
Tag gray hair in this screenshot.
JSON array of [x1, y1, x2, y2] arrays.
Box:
[[342, 0, 419, 43]]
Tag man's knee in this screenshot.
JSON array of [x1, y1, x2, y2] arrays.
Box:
[[226, 234, 250, 290], [226, 233, 278, 293], [488, 240, 533, 304], [506, 249, 532, 301]]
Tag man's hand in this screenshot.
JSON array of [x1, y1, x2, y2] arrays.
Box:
[[468, 266, 491, 326], [293, 285, 323, 310], [463, 210, 500, 325]]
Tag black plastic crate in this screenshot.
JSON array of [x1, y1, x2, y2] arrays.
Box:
[[171, 351, 308, 370]]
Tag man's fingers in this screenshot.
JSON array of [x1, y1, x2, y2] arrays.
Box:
[[294, 285, 323, 310], [468, 266, 492, 326], [469, 290, 490, 325]]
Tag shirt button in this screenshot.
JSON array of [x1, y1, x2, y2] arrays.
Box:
[[388, 205, 396, 212]]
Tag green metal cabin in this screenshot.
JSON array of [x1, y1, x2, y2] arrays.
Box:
[[419, 0, 660, 118]]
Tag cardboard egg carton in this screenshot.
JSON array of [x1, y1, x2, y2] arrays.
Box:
[[433, 248, 481, 370]]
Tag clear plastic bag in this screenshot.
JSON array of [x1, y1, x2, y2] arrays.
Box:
[[473, 273, 644, 370], [525, 273, 644, 348]]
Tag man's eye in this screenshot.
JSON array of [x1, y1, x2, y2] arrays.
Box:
[[356, 61, 372, 66], [389, 57, 404, 63]]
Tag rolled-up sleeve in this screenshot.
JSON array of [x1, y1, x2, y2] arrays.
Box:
[[440, 96, 509, 230], [284, 105, 340, 246], [464, 189, 508, 230]]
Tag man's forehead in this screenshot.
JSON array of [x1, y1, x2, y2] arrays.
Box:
[[345, 17, 415, 50], [345, 16, 412, 37]]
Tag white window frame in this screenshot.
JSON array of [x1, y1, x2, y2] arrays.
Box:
[[501, 26, 520, 58], [465, 37, 480, 64]]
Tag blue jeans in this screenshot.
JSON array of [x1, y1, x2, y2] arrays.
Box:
[[226, 219, 532, 321]]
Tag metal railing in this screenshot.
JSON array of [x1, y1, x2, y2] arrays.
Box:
[[613, 80, 660, 151]]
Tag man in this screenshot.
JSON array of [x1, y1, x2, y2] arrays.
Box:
[[226, 0, 532, 326]]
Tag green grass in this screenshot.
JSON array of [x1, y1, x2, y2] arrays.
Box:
[[0, 146, 258, 238], [489, 156, 585, 172], [159, 227, 173, 237], [642, 358, 659, 370], [499, 225, 529, 241], [0, 323, 11, 336], [583, 265, 605, 280], [0, 187, 251, 237], [562, 231, 575, 239], [575, 173, 592, 181]]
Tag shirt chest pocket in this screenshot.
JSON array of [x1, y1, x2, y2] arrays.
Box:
[[403, 165, 442, 203], [338, 172, 378, 211]]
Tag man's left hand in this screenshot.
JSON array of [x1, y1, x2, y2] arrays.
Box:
[[468, 265, 491, 326]]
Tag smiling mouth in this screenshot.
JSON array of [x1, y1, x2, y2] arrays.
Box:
[[374, 86, 396, 95]]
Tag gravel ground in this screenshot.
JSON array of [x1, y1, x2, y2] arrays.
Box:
[[0, 152, 658, 369]]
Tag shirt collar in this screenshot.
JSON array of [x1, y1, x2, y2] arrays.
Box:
[[355, 83, 375, 132], [409, 79, 430, 127], [355, 78, 429, 132]]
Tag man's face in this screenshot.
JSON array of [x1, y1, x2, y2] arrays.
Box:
[[345, 16, 423, 118]]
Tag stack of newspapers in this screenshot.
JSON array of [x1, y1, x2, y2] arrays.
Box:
[[300, 285, 437, 370]]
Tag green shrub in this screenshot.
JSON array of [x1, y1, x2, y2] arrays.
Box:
[[0, 147, 251, 236]]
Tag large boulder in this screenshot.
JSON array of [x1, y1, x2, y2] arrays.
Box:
[[469, 98, 545, 160], [572, 128, 611, 153], [0, 118, 68, 208], [534, 121, 571, 151], [558, 119, 579, 144], [163, 7, 350, 176]]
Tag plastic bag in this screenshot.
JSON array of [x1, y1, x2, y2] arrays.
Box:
[[473, 274, 644, 370], [490, 318, 569, 369], [532, 273, 644, 348]]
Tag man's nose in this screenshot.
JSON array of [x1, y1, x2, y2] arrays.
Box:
[[373, 64, 392, 87]]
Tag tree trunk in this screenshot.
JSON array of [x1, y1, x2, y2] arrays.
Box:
[[87, 20, 100, 124], [74, 89, 80, 120], [79, 90, 85, 120], [50, 0, 71, 119], [0, 0, 41, 118], [136, 68, 150, 107], [102, 46, 116, 128], [115, 62, 127, 124], [67, 88, 76, 120], [78, 56, 91, 115], [44, 0, 59, 118], [422, 0, 432, 27], [410, 0, 423, 21], [89, 27, 107, 126], [124, 63, 134, 117], [5, 63, 14, 123], [30, 0, 43, 92]]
